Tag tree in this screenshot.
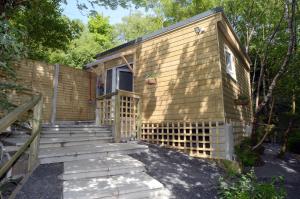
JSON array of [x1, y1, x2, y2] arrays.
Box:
[[47, 13, 117, 68], [115, 12, 163, 42]]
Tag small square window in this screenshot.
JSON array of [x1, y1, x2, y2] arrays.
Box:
[[224, 46, 236, 80]]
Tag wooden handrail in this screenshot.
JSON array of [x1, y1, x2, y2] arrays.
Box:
[[0, 94, 41, 133], [0, 92, 43, 178], [96, 90, 140, 100]]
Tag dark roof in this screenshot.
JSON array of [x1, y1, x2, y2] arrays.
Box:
[[95, 7, 224, 58]]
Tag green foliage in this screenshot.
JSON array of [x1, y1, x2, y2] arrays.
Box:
[[219, 160, 242, 177], [88, 14, 116, 49], [219, 170, 286, 199], [115, 12, 163, 42], [235, 138, 260, 167], [47, 13, 117, 68], [11, 0, 83, 60]]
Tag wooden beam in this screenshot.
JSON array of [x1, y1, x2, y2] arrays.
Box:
[[121, 55, 134, 73], [86, 49, 136, 68]]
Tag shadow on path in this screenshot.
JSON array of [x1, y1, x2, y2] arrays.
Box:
[[255, 144, 300, 199], [130, 143, 223, 199]]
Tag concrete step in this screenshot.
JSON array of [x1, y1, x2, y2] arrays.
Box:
[[38, 143, 148, 164], [3, 137, 114, 149], [61, 155, 145, 180], [41, 131, 112, 138], [63, 173, 171, 199], [42, 126, 110, 131]]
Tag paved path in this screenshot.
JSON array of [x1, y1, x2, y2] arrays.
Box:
[[254, 144, 300, 199], [130, 143, 223, 199]]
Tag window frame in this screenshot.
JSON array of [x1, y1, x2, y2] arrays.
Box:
[[224, 45, 237, 81]]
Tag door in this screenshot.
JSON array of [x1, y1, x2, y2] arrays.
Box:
[[105, 65, 133, 94], [117, 66, 133, 92]]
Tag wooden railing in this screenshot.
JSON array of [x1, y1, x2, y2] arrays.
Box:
[[0, 91, 43, 178], [96, 90, 141, 142]]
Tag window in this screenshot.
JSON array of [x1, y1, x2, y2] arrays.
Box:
[[224, 45, 236, 80]]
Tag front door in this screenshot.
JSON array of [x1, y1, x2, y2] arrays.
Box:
[[105, 65, 133, 94]]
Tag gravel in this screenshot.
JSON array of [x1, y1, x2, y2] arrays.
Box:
[[130, 143, 223, 199], [15, 163, 63, 199]]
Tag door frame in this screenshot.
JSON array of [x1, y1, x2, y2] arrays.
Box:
[[104, 63, 133, 94]]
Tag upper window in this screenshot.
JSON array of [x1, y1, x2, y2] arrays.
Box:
[[224, 45, 236, 81]]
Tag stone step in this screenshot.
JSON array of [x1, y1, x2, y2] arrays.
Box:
[[42, 127, 111, 132], [63, 173, 171, 199], [38, 143, 148, 164], [3, 137, 114, 149], [61, 155, 145, 180], [41, 132, 112, 138]]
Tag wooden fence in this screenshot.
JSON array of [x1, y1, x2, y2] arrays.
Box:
[[96, 90, 141, 142], [12, 59, 96, 123]]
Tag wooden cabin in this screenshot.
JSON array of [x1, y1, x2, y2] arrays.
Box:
[[86, 7, 252, 160]]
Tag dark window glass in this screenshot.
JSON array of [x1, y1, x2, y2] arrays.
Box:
[[119, 71, 133, 91]]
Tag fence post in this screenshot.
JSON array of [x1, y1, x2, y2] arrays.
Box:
[[224, 123, 234, 160], [51, 64, 59, 125], [114, 91, 120, 142], [95, 100, 100, 126], [28, 96, 43, 172], [136, 98, 142, 140]]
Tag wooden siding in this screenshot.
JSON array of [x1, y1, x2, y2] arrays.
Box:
[[14, 60, 96, 122], [217, 20, 252, 124], [134, 14, 225, 122]]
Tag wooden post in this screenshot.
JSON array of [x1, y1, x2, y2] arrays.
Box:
[[114, 91, 121, 142], [136, 98, 142, 140], [28, 96, 43, 172], [51, 64, 59, 125]]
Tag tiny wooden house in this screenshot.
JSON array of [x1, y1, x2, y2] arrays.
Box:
[[86, 7, 252, 159]]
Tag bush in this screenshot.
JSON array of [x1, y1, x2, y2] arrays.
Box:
[[288, 131, 300, 154], [219, 170, 286, 199], [235, 138, 261, 167], [219, 160, 242, 177]]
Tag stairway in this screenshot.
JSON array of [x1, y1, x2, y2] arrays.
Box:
[[40, 123, 170, 198]]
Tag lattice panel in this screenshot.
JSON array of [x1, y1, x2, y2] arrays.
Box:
[[119, 96, 139, 141], [141, 121, 226, 159], [98, 98, 114, 125]]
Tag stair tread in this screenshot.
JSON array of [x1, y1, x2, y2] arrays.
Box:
[[42, 130, 111, 134], [63, 172, 165, 199], [63, 155, 144, 174], [39, 143, 148, 158]]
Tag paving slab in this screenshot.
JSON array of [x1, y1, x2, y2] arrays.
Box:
[[63, 173, 169, 199], [61, 155, 145, 180]]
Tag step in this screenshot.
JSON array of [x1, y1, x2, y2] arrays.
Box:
[[42, 129, 111, 134], [63, 173, 171, 199], [42, 127, 110, 131], [2, 137, 113, 149], [41, 132, 112, 138], [61, 155, 145, 180], [38, 143, 148, 164]]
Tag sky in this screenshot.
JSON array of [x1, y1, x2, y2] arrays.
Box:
[[61, 0, 148, 24]]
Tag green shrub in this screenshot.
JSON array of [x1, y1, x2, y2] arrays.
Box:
[[235, 138, 260, 167], [219, 160, 242, 177], [288, 131, 300, 154], [219, 170, 286, 199]]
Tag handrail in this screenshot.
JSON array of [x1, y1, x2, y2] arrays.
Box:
[[96, 89, 140, 100], [0, 94, 41, 133], [0, 91, 43, 178]]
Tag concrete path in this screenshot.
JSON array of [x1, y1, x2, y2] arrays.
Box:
[[254, 144, 300, 199], [130, 143, 223, 199]]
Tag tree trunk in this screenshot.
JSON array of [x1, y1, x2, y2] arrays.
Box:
[[251, 0, 296, 146], [279, 120, 293, 157], [252, 97, 275, 150]]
